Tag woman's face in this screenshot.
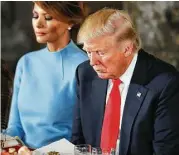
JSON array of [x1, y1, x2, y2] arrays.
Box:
[[32, 4, 69, 44]]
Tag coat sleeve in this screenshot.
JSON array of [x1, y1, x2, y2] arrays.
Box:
[[71, 65, 85, 145], [153, 72, 179, 155], [6, 57, 25, 139]]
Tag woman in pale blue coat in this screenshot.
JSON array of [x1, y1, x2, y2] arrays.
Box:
[[7, 2, 88, 149]]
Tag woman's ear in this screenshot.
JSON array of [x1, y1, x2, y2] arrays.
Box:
[[67, 24, 74, 31]]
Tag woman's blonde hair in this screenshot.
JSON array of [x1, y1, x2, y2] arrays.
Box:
[[78, 8, 141, 50], [34, 1, 89, 26]]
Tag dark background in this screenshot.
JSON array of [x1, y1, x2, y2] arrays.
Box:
[[1, 1, 179, 72]]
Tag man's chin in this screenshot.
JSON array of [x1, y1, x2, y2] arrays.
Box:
[[97, 73, 110, 79], [97, 72, 116, 79]]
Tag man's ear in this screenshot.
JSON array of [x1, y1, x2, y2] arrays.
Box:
[[124, 42, 133, 57], [124, 50, 131, 57]]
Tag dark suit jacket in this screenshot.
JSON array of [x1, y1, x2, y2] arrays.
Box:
[[71, 49, 179, 155]]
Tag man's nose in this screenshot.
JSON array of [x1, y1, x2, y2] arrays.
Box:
[[90, 52, 99, 66]]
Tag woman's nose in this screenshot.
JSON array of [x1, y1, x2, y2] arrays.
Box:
[[36, 18, 44, 28]]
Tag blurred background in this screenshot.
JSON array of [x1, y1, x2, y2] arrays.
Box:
[[1, 1, 179, 72]]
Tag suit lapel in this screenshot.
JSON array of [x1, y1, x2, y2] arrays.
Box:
[[91, 76, 108, 145], [119, 50, 151, 155], [119, 84, 148, 155]]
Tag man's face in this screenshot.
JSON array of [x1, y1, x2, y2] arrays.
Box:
[[83, 36, 131, 79]]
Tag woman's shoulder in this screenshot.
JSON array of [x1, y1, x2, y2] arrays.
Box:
[[23, 47, 47, 58], [16, 48, 47, 67]]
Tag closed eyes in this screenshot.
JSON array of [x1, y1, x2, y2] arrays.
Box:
[[32, 12, 53, 21], [87, 51, 106, 57]]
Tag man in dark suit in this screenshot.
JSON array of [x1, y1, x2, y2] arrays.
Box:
[[71, 8, 179, 155]]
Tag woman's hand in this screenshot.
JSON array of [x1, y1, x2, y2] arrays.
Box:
[[18, 146, 32, 155]]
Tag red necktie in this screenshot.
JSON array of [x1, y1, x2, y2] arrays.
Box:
[[100, 79, 121, 152]]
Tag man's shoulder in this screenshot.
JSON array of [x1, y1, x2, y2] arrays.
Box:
[[139, 49, 177, 73], [145, 51, 178, 82], [78, 60, 90, 68], [76, 60, 97, 78], [132, 49, 178, 87], [137, 50, 179, 90]]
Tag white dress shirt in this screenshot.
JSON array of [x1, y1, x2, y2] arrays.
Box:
[[105, 53, 138, 152]]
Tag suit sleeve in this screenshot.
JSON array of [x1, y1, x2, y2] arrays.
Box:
[[71, 65, 85, 144], [6, 57, 25, 139], [153, 72, 179, 155]]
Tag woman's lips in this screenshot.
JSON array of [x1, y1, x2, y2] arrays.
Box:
[[35, 32, 46, 36]]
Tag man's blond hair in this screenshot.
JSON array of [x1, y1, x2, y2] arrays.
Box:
[[77, 8, 141, 51]]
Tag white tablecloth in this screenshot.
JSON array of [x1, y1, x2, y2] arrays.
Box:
[[33, 138, 74, 155]]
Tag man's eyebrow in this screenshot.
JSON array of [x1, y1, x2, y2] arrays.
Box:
[[83, 46, 92, 52], [83, 47, 105, 52]]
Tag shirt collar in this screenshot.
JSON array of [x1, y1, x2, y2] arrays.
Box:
[[120, 52, 138, 86]]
